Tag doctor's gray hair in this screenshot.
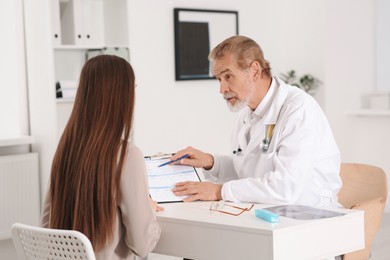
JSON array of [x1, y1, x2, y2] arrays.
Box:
[[208, 35, 272, 78]]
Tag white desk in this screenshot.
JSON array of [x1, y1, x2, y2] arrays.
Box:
[[153, 202, 364, 260]]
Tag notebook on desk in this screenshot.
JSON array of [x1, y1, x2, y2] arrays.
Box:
[[145, 154, 201, 203]]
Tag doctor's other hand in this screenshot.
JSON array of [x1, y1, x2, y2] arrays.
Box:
[[171, 146, 214, 170], [172, 181, 222, 202], [149, 197, 164, 212]]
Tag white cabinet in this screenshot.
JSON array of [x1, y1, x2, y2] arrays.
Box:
[[60, 0, 104, 45], [49, 0, 130, 136], [50, 0, 62, 45], [22, 0, 131, 198], [50, 0, 130, 83], [50, 0, 130, 81], [50, 0, 129, 47]]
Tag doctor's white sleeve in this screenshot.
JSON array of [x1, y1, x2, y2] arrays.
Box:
[[203, 155, 239, 184]]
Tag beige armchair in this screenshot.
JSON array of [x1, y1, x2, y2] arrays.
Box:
[[338, 163, 388, 260]]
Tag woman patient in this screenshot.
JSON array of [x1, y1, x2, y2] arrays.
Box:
[[41, 55, 162, 259]]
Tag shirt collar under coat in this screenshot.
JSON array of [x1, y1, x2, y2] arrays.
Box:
[[242, 76, 287, 125], [237, 77, 289, 155]]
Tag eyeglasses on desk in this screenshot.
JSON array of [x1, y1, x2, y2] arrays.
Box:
[[209, 200, 254, 216]]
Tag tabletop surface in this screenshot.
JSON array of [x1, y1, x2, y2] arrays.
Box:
[[156, 201, 361, 233]]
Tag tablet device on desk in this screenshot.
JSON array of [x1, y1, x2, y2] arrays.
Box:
[[265, 205, 345, 220], [145, 155, 201, 203]]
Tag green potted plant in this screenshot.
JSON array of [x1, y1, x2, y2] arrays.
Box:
[[280, 70, 321, 95]]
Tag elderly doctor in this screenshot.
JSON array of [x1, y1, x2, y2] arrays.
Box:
[[171, 35, 342, 208]]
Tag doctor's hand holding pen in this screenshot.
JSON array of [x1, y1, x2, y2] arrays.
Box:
[[170, 146, 222, 202], [170, 146, 214, 169]]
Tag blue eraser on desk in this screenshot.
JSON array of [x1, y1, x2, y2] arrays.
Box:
[[255, 209, 279, 223]]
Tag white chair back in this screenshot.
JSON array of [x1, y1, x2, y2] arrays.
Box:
[[11, 223, 96, 260]]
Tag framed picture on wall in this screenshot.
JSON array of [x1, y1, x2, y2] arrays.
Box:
[[174, 8, 239, 81]]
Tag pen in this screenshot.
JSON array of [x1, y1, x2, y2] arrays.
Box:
[[158, 154, 189, 167]]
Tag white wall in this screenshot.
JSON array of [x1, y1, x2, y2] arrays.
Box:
[[376, 0, 390, 91], [325, 0, 390, 210], [0, 1, 27, 257], [23, 0, 58, 201], [0, 0, 29, 137], [129, 0, 327, 155], [128, 0, 238, 156]]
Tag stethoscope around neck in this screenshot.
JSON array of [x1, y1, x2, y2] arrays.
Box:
[[260, 124, 275, 152], [233, 124, 275, 155]]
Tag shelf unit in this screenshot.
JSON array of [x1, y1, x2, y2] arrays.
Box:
[[53, 45, 130, 50], [51, 0, 129, 47], [51, 0, 129, 81], [348, 109, 390, 117], [50, 0, 130, 136], [0, 135, 35, 147], [22, 0, 131, 200]]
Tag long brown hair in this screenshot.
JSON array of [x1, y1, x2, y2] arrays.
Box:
[[49, 55, 135, 251]]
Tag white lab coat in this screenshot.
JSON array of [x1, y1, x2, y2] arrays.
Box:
[[204, 77, 342, 207]]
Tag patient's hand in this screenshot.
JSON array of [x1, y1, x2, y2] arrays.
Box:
[[149, 197, 164, 212]]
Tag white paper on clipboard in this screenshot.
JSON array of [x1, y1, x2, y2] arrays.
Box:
[[145, 155, 201, 203]]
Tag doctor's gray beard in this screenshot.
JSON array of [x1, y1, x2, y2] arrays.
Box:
[[223, 92, 249, 112]]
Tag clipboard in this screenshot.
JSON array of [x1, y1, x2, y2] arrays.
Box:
[[144, 153, 201, 203]]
